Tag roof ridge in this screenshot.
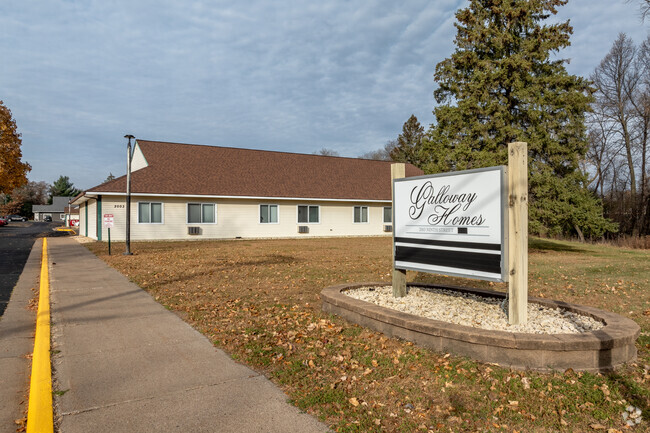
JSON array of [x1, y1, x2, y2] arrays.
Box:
[[136, 139, 394, 163], [80, 140, 424, 201]]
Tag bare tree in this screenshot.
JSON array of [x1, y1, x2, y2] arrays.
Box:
[[358, 140, 398, 161], [313, 148, 340, 157], [640, 0, 650, 21], [590, 33, 646, 235], [632, 38, 650, 231]]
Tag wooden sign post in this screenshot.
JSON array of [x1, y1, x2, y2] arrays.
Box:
[[391, 145, 528, 325], [391, 163, 407, 298], [508, 142, 528, 325]]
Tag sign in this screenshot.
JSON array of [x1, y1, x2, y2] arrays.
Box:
[[103, 214, 114, 229], [393, 166, 507, 282]]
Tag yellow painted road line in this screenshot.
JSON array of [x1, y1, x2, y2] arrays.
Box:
[[26, 238, 53, 433], [55, 227, 77, 234]]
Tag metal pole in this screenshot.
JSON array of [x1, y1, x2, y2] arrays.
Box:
[[124, 134, 135, 255]]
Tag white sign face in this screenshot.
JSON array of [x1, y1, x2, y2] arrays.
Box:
[[103, 214, 114, 229], [394, 166, 507, 282]]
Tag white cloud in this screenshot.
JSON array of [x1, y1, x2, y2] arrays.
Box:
[[0, 0, 647, 188]]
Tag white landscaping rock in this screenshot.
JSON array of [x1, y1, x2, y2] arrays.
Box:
[[345, 286, 604, 335]]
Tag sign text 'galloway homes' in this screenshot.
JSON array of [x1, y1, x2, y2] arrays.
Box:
[[393, 167, 507, 282]]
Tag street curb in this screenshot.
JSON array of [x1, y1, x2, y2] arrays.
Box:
[[26, 238, 53, 433], [0, 239, 43, 432]]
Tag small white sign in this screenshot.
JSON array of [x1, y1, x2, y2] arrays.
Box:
[[394, 166, 507, 282], [103, 214, 114, 228]]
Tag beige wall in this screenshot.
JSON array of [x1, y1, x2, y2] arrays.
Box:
[[87, 200, 97, 238], [78, 203, 85, 235], [131, 143, 148, 172], [83, 195, 392, 241]]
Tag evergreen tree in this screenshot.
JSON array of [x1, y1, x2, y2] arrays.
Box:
[[49, 175, 81, 202], [390, 115, 424, 165], [422, 0, 616, 238]]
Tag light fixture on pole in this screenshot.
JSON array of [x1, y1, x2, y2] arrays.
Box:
[[124, 134, 135, 255]]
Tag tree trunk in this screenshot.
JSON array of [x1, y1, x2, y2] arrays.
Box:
[[574, 224, 585, 243]]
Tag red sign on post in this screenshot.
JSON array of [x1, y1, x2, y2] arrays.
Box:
[[103, 214, 114, 228]]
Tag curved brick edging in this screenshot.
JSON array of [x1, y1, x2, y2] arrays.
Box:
[[321, 283, 641, 372]]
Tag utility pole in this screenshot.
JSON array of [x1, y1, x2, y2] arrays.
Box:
[[124, 134, 135, 255]]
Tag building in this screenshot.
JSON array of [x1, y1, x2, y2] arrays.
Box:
[[33, 196, 74, 222], [71, 140, 423, 241]]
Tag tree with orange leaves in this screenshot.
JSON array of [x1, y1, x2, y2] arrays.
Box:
[[0, 100, 31, 194]]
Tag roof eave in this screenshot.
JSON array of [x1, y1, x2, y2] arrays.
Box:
[[83, 191, 392, 203]]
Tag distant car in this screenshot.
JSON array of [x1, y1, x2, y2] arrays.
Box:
[[0, 217, 7, 226], [7, 214, 27, 222], [43, 215, 52, 222]]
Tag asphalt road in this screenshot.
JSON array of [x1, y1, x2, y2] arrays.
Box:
[[0, 221, 68, 317]]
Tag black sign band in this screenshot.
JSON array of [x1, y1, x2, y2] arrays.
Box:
[[395, 245, 501, 274]]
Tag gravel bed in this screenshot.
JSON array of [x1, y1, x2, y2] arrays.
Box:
[[345, 286, 604, 335]]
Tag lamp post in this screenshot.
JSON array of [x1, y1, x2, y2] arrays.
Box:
[[124, 134, 135, 255]]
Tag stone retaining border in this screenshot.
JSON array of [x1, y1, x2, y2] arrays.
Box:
[[321, 282, 640, 372]]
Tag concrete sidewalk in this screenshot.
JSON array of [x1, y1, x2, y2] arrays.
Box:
[[48, 237, 330, 433]]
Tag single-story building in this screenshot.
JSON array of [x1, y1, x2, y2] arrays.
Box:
[[71, 140, 423, 241], [33, 196, 74, 222]]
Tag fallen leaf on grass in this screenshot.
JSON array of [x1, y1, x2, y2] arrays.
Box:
[[349, 397, 359, 407], [589, 423, 606, 430]]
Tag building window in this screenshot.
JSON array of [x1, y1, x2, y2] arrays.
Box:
[[138, 202, 163, 224], [354, 206, 368, 223], [297, 205, 319, 223], [187, 203, 216, 224], [260, 204, 279, 223], [59, 213, 65, 220], [383, 206, 392, 223]]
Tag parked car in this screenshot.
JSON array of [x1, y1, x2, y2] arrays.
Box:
[[43, 215, 52, 222], [7, 214, 27, 222], [0, 217, 7, 226]]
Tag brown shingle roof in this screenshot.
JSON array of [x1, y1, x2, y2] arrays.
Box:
[[88, 140, 423, 201]]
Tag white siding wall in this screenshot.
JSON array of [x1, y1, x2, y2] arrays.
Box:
[[77, 203, 85, 236], [86, 200, 97, 240], [89, 196, 392, 241], [131, 143, 148, 172]]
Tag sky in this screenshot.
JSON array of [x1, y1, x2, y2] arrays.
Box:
[[1, 0, 648, 190]]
